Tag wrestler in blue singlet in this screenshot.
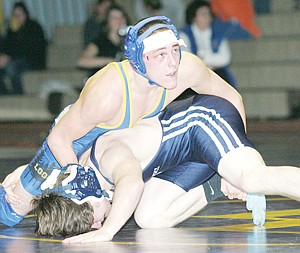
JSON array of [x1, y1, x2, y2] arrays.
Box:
[[20, 60, 168, 197], [0, 60, 168, 227]]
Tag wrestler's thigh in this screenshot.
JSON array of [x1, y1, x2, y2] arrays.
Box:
[[137, 177, 188, 211], [135, 177, 207, 227]]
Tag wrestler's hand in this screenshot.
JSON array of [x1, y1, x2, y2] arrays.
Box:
[[1, 165, 27, 204], [63, 229, 113, 244], [221, 178, 247, 201]]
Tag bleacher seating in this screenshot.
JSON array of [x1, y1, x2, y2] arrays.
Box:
[[231, 0, 300, 119], [1, 0, 299, 121], [0, 24, 85, 121]]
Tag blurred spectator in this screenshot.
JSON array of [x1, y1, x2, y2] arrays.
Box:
[[179, 0, 261, 97], [0, 1, 47, 95], [180, 0, 233, 92], [83, 0, 113, 47], [143, 0, 162, 16], [135, 0, 185, 28], [77, 4, 130, 78], [211, 0, 262, 37]]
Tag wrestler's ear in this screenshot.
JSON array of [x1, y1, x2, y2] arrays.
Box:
[[91, 220, 102, 229]]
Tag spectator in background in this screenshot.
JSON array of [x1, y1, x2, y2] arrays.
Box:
[[211, 0, 262, 38], [178, 0, 260, 99], [83, 0, 113, 48], [135, 0, 185, 28], [142, 0, 162, 16], [0, 1, 47, 95], [77, 4, 130, 78]]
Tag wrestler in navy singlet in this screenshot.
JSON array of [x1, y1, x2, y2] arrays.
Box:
[[143, 94, 255, 190]]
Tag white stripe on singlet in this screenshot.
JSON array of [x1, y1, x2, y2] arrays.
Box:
[[160, 105, 244, 155]]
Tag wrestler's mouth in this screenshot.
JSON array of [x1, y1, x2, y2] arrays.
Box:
[[167, 70, 177, 78]]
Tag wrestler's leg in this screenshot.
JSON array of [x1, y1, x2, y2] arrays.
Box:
[[0, 138, 64, 227], [179, 95, 267, 225], [0, 106, 73, 226], [135, 177, 207, 228], [0, 165, 33, 226], [218, 146, 300, 201], [135, 162, 224, 228]]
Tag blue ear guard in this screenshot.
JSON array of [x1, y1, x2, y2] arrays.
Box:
[[124, 16, 181, 78], [45, 164, 112, 205]]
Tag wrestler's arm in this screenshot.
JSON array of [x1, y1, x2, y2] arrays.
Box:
[[1, 165, 27, 204], [1, 165, 34, 215], [179, 52, 246, 128], [47, 65, 123, 167], [63, 142, 144, 244]]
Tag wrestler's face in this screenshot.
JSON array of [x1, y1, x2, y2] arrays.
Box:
[[143, 42, 181, 89], [90, 198, 112, 229]]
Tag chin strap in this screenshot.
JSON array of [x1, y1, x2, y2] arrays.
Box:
[[137, 70, 161, 86]]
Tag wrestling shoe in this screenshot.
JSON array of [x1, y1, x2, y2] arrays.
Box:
[[246, 193, 266, 226], [0, 186, 24, 226]]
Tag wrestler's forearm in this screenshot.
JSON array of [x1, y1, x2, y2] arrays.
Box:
[[101, 175, 144, 238], [231, 92, 247, 129], [47, 135, 78, 167], [208, 72, 247, 129]]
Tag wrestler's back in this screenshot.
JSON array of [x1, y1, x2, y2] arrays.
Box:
[[92, 116, 162, 170]]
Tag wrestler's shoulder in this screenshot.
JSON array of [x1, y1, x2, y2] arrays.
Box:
[[83, 62, 128, 93], [179, 52, 206, 74], [181, 51, 201, 64]]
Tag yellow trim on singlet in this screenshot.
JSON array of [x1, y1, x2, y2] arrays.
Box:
[[162, 89, 169, 109], [96, 61, 132, 129], [96, 60, 169, 129], [141, 88, 169, 119], [122, 60, 134, 127]]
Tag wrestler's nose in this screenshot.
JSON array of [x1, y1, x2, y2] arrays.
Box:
[[167, 53, 176, 67]]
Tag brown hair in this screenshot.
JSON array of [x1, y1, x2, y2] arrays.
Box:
[[32, 193, 94, 237], [32, 173, 95, 236]]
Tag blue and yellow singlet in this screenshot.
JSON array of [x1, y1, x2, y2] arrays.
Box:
[[74, 60, 168, 158]]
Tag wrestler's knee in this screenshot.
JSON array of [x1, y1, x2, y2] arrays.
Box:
[[134, 204, 174, 228], [218, 147, 266, 193]]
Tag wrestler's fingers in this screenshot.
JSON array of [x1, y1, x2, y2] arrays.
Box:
[[5, 194, 21, 205], [63, 230, 113, 244], [239, 192, 247, 201], [4, 186, 22, 204]]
